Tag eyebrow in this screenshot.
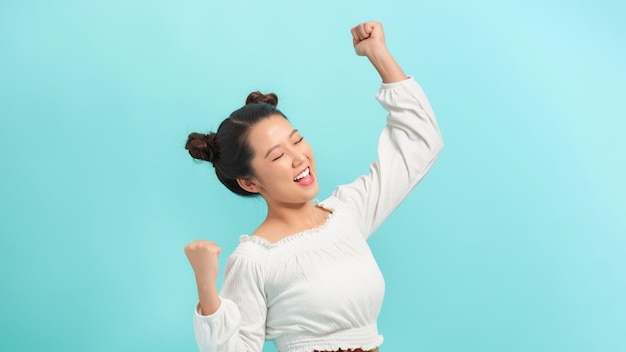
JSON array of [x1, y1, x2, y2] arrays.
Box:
[[264, 129, 299, 159]]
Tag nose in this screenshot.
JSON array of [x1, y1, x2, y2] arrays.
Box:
[[292, 152, 306, 168]]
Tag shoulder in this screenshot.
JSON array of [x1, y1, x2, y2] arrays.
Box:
[[317, 193, 362, 224], [324, 172, 376, 212], [227, 237, 271, 267]]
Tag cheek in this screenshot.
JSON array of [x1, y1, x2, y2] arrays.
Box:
[[303, 141, 315, 157], [308, 146, 316, 164], [254, 160, 290, 182], [250, 158, 270, 181]]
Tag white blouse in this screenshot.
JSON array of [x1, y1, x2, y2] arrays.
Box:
[[193, 77, 443, 352]]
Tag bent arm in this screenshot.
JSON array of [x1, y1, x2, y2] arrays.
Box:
[[333, 77, 443, 238], [334, 22, 443, 237], [193, 254, 267, 352]]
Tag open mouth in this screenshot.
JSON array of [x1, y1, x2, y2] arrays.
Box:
[[293, 167, 314, 185], [293, 167, 310, 181]]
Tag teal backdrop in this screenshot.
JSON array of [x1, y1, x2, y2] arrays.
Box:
[[1, 0, 625, 351]]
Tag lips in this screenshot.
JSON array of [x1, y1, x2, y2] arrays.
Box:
[[293, 167, 314, 186]]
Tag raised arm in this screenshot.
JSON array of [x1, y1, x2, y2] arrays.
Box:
[[331, 22, 443, 237], [351, 21, 406, 83]]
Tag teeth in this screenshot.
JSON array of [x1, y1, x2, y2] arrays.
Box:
[[293, 167, 310, 181]]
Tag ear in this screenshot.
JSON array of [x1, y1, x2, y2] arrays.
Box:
[[237, 178, 261, 194]]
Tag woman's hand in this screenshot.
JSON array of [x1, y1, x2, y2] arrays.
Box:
[[351, 21, 387, 57], [185, 240, 222, 315], [184, 240, 221, 282], [351, 21, 407, 83]]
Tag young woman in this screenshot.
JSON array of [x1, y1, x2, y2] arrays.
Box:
[[184, 21, 443, 352]]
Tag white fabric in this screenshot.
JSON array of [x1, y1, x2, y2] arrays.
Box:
[[193, 77, 444, 352]]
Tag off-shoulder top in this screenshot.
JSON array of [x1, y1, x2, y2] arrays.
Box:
[[192, 77, 443, 352]]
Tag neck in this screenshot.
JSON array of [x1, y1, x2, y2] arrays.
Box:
[[265, 200, 318, 230], [251, 197, 330, 243]]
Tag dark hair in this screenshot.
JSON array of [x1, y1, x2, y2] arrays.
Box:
[[185, 91, 286, 197]]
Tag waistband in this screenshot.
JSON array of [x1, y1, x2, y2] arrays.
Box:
[[313, 348, 379, 352], [274, 323, 383, 352]]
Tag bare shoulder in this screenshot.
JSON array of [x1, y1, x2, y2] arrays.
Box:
[[251, 220, 289, 244]]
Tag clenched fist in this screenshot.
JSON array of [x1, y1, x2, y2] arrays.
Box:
[[351, 21, 387, 57], [184, 240, 221, 283]]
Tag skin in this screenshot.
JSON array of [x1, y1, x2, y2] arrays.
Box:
[[237, 115, 327, 243], [184, 21, 407, 316]]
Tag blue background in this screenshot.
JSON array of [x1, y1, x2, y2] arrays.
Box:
[[1, 0, 625, 351]]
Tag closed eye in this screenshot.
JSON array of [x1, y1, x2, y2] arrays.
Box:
[[272, 153, 284, 161], [294, 136, 304, 144]]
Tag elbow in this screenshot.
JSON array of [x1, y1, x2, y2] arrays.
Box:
[[430, 132, 444, 157]]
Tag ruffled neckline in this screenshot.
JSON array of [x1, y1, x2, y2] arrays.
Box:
[[239, 200, 335, 248]]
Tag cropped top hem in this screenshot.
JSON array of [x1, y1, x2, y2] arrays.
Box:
[[273, 323, 383, 352]]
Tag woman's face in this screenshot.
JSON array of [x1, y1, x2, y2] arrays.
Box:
[[242, 114, 319, 206]]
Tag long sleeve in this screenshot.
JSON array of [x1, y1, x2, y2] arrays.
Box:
[[193, 253, 267, 352], [333, 77, 443, 238]]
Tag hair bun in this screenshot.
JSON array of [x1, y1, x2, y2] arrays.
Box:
[[185, 132, 219, 163], [245, 91, 278, 107]]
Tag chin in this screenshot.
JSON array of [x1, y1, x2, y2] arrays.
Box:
[[298, 185, 320, 204]]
